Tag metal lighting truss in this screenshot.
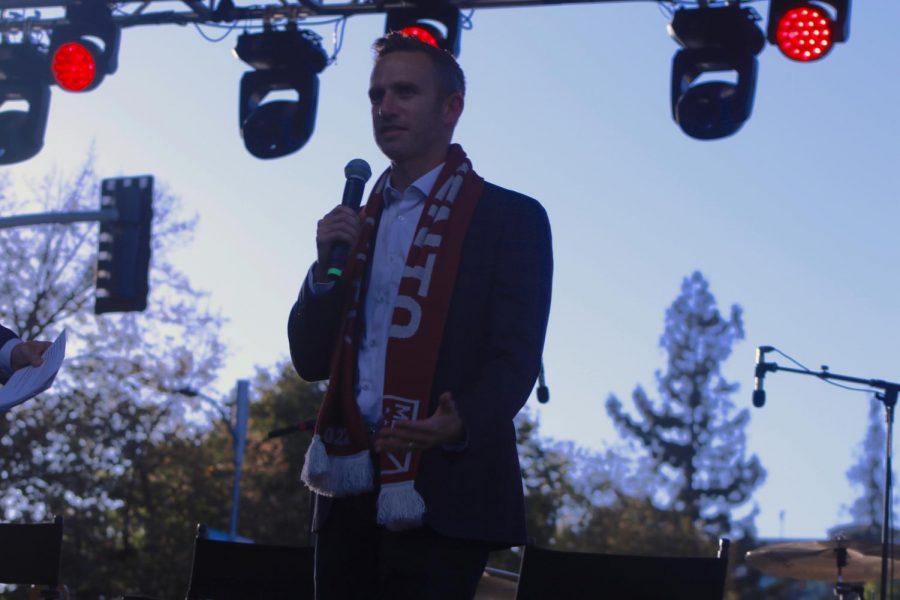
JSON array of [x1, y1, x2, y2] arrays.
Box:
[[0, 0, 677, 35]]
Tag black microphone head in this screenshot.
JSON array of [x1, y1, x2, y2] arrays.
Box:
[[537, 385, 549, 404], [752, 389, 766, 408], [345, 158, 372, 182]]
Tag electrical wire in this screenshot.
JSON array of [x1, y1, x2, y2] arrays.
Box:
[[657, 0, 767, 8], [193, 20, 239, 42], [186, 16, 344, 30], [327, 15, 346, 64], [770, 347, 877, 394], [460, 9, 474, 31]]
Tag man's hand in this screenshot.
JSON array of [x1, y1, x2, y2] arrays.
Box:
[[10, 340, 51, 372], [314, 205, 365, 283], [375, 392, 464, 453]]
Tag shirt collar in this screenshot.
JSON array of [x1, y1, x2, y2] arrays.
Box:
[[384, 163, 444, 206]]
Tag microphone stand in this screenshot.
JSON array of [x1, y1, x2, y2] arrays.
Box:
[[758, 360, 899, 600]]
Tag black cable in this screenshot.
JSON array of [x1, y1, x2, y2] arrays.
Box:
[[461, 9, 475, 30], [184, 16, 345, 31], [327, 16, 347, 64], [193, 20, 239, 41], [770, 347, 874, 394]]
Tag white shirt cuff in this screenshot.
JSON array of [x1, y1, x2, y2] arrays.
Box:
[[306, 263, 336, 296]]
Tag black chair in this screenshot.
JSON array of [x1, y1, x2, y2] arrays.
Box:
[[184, 524, 314, 600], [0, 515, 65, 599], [515, 538, 730, 600]]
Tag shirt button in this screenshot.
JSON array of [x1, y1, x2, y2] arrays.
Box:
[[362, 383, 371, 391]]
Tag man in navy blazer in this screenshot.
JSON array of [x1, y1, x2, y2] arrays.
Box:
[[288, 33, 551, 599], [0, 324, 51, 384]]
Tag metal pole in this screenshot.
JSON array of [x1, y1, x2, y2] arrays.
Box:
[[760, 360, 900, 598], [880, 390, 896, 600], [229, 379, 249, 541], [0, 208, 118, 229]]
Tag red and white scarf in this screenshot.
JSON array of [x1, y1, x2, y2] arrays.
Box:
[[302, 144, 484, 530]]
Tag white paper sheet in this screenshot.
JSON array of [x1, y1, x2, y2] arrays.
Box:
[[0, 330, 66, 412]]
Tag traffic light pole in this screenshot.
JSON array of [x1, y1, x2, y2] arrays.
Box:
[[0, 208, 118, 229]]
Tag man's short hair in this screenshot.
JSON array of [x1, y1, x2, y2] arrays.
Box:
[[373, 32, 466, 98]]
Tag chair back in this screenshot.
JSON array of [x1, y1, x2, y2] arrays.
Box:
[[516, 538, 730, 600], [185, 525, 314, 600], [0, 516, 63, 589]]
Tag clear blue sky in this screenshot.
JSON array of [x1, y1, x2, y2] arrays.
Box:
[[9, 0, 900, 540]]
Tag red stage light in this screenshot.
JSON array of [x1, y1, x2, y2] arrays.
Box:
[[775, 5, 834, 62], [51, 41, 98, 92], [399, 26, 440, 49]]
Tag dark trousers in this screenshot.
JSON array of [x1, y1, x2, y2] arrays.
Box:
[[313, 492, 491, 600]]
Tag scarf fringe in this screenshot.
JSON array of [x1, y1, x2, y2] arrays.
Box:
[[301, 435, 374, 497], [377, 481, 426, 531]]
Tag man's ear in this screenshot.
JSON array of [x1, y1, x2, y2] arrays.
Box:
[[443, 92, 464, 127]]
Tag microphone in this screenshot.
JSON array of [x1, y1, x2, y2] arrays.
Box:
[[753, 346, 774, 408], [266, 417, 318, 440], [327, 158, 372, 280], [537, 361, 550, 404]]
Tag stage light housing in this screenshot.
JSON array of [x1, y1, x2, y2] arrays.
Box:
[[385, 5, 463, 57], [766, 0, 850, 62], [48, 2, 121, 92], [774, 6, 832, 61], [668, 5, 765, 140], [398, 25, 441, 49], [235, 26, 328, 159], [768, 0, 850, 61], [0, 43, 51, 165], [671, 49, 758, 140], [51, 40, 103, 92]]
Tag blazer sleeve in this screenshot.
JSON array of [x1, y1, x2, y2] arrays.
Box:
[[0, 324, 20, 384], [0, 324, 17, 348], [451, 190, 553, 450], [287, 267, 347, 382]]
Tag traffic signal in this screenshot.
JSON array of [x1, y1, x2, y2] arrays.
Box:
[[234, 25, 328, 159], [95, 176, 153, 315], [49, 2, 120, 92], [0, 42, 51, 165], [668, 5, 765, 140], [767, 0, 850, 62], [385, 5, 463, 57]]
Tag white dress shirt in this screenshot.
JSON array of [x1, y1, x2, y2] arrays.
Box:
[[309, 163, 444, 427]]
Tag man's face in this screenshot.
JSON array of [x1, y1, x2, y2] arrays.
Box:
[[369, 51, 461, 165]]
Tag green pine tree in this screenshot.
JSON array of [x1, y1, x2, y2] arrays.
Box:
[[605, 271, 765, 538]]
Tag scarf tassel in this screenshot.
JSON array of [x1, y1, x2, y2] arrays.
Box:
[[301, 434, 374, 497], [377, 480, 426, 531]]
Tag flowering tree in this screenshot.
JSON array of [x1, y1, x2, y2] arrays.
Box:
[[0, 160, 225, 595]]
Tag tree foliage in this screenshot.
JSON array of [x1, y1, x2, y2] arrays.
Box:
[[232, 362, 323, 547], [515, 408, 586, 548], [0, 160, 226, 597], [605, 271, 765, 538], [0, 169, 774, 597], [845, 397, 893, 534]]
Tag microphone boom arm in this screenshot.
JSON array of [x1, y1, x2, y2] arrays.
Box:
[[759, 355, 900, 600], [761, 360, 900, 395]]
